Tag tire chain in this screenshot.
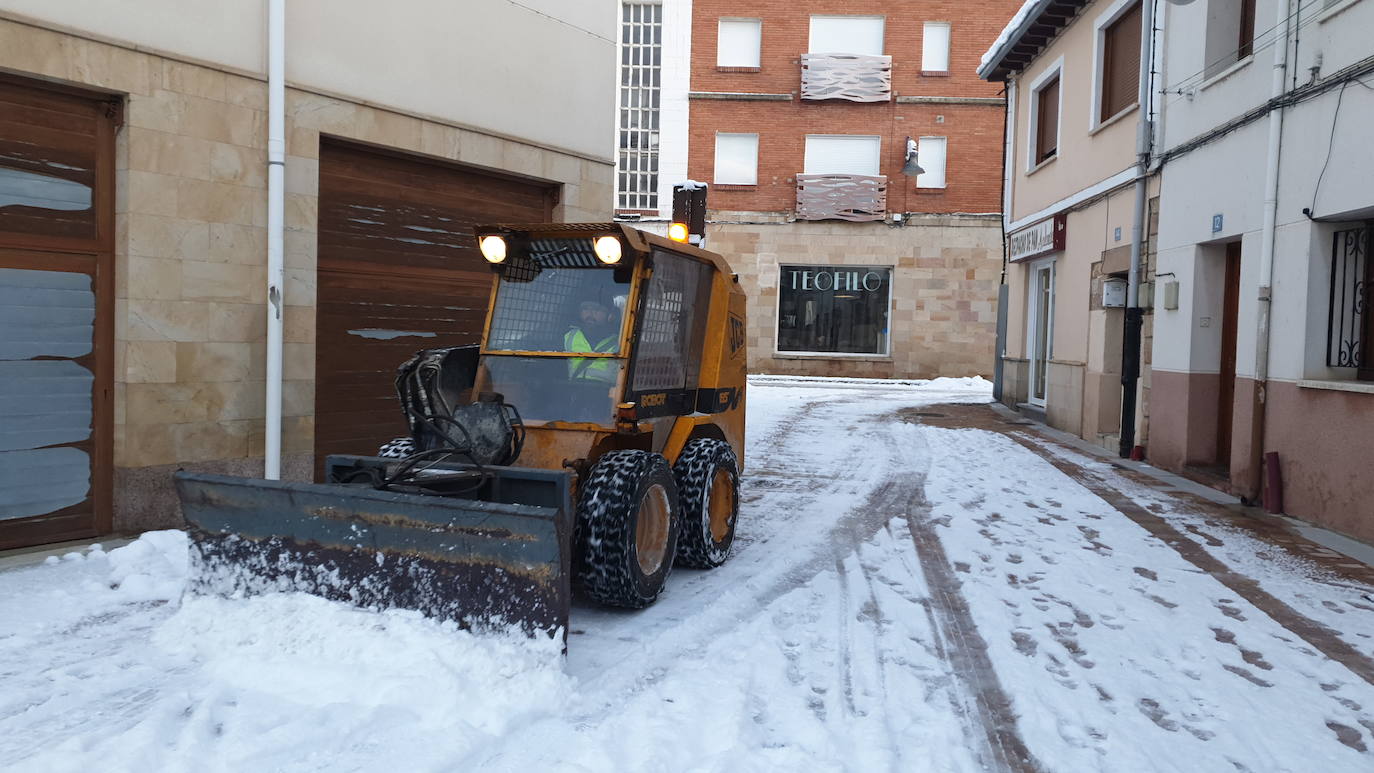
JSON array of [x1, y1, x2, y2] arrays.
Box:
[[672, 439, 739, 569], [577, 450, 679, 608], [377, 437, 414, 458]]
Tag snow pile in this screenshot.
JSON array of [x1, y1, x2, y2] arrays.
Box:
[[155, 594, 569, 732], [106, 529, 188, 601], [4, 529, 573, 772]]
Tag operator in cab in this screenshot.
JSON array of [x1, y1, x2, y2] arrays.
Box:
[[565, 299, 619, 382]]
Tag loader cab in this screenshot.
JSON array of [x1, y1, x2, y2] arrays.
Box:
[[472, 224, 720, 431]]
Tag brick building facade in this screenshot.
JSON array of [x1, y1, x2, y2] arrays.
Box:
[[683, 0, 1020, 378]]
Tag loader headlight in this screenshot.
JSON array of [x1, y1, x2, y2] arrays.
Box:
[[667, 222, 689, 243], [593, 236, 623, 265], [479, 235, 507, 263]]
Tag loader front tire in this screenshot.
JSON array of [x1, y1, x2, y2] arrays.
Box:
[[672, 439, 739, 568], [576, 450, 680, 608]]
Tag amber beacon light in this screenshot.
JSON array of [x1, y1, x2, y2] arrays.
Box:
[[667, 222, 690, 243]]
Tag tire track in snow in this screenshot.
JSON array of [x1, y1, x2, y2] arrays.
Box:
[[877, 422, 1047, 773]]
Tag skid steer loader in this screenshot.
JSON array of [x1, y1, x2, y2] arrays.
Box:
[[174, 223, 747, 638]]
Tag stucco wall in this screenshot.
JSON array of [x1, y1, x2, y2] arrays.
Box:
[[1006, 0, 1139, 223]]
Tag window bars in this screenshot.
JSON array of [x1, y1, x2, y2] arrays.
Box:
[[1327, 224, 1369, 370], [617, 3, 662, 212]]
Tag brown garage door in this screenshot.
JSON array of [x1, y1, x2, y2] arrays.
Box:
[[0, 76, 115, 549], [315, 140, 555, 476]]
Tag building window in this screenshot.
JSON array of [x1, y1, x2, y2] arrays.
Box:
[[808, 16, 885, 55], [1098, 1, 1141, 124], [777, 265, 891, 355], [803, 135, 881, 176], [916, 136, 947, 188], [1034, 75, 1060, 164], [1326, 223, 1372, 380], [718, 18, 761, 67], [714, 133, 759, 185], [921, 22, 951, 72], [1204, 0, 1256, 79], [617, 2, 662, 212]]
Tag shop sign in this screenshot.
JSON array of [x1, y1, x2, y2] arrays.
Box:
[[783, 267, 885, 293], [1008, 213, 1067, 263]]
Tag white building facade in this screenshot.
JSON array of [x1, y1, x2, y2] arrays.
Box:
[[1150, 0, 1374, 539]]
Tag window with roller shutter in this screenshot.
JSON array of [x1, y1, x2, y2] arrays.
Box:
[[1099, 1, 1141, 124]]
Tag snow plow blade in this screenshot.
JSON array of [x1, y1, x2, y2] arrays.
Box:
[[173, 458, 573, 638]]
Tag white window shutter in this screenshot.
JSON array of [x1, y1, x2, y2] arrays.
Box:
[[922, 22, 951, 71], [718, 19, 762, 67], [714, 133, 759, 184], [808, 16, 884, 55], [917, 137, 947, 188], [803, 135, 881, 176]]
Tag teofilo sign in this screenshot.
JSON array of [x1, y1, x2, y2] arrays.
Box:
[[783, 267, 885, 293], [1008, 213, 1067, 262]]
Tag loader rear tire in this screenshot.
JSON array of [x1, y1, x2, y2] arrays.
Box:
[[576, 450, 680, 608], [672, 439, 739, 568]]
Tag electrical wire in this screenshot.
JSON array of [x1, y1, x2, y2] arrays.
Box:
[[1159, 0, 1347, 112], [1159, 54, 1374, 165], [1307, 80, 1349, 219], [1160, 0, 1325, 98]]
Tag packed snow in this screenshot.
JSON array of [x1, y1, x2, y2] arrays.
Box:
[[3, 376, 1373, 771]]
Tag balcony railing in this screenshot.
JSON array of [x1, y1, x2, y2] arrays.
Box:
[[795, 174, 887, 222], [800, 53, 892, 102]]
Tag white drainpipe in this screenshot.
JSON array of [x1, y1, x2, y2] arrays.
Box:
[[265, 0, 286, 479], [1250, 0, 1291, 496]]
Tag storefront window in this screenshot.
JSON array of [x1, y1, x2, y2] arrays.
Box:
[[777, 265, 890, 355]]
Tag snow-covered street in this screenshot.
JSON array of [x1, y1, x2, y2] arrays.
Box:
[[4, 377, 1374, 772]]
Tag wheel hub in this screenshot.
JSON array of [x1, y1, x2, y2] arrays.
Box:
[[708, 468, 735, 542], [636, 483, 672, 575]]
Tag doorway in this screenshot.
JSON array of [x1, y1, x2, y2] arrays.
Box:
[[1215, 242, 1241, 467], [1027, 260, 1056, 407], [0, 76, 116, 549]]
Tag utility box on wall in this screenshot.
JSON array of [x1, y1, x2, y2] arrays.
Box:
[[1102, 277, 1127, 308], [1163, 280, 1180, 310]]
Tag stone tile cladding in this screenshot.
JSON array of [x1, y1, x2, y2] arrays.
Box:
[[0, 18, 611, 530], [709, 216, 1003, 379]]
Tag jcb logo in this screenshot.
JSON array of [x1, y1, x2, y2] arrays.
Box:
[[641, 393, 667, 407], [728, 314, 745, 356]]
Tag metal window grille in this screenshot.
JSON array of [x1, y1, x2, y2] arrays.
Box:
[[487, 240, 627, 352], [631, 252, 711, 391], [1327, 225, 1369, 368], [617, 3, 662, 212]]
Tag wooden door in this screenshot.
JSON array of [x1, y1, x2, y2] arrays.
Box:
[[0, 77, 116, 549], [314, 141, 555, 477], [1216, 242, 1241, 466]]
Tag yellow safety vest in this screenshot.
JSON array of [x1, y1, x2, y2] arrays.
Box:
[[565, 328, 618, 381]]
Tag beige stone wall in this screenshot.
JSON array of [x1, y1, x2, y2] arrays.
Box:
[[706, 215, 1003, 380], [0, 17, 613, 531]]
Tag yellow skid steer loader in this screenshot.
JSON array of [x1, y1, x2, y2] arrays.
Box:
[[174, 223, 747, 638]]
